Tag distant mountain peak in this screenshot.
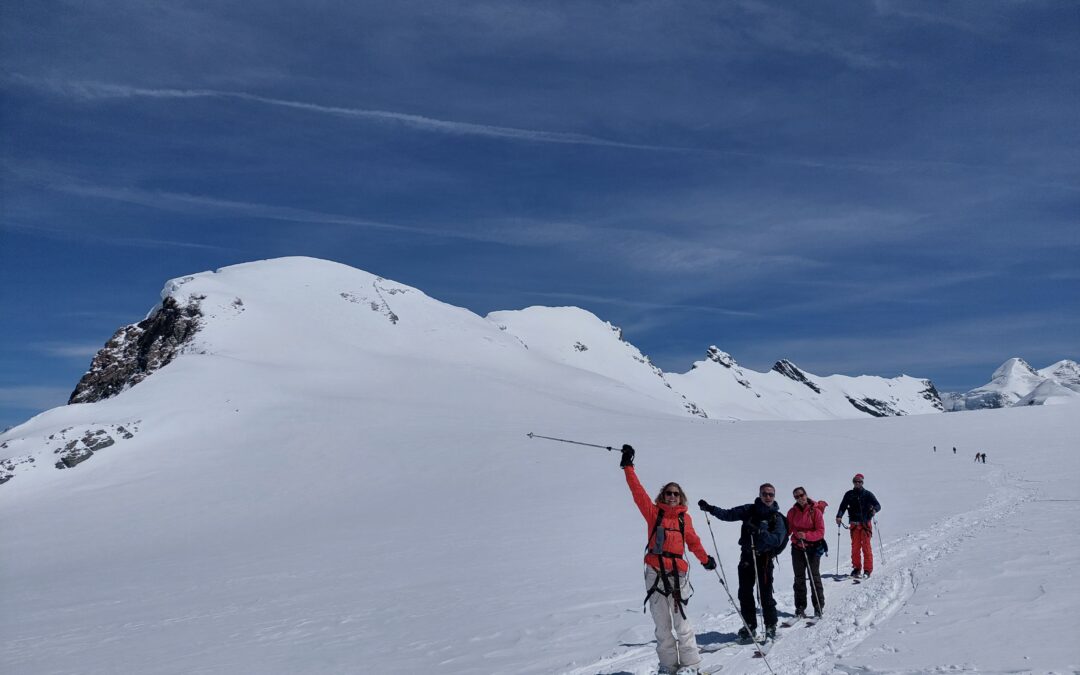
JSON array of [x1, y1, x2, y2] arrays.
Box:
[[991, 357, 1040, 381], [946, 356, 1079, 411], [771, 359, 823, 393], [705, 346, 737, 368]]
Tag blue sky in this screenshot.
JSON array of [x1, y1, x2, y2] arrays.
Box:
[[2, 0, 1078, 429]]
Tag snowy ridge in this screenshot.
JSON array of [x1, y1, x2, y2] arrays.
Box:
[[1038, 359, 1080, 392], [487, 306, 707, 418], [946, 357, 1080, 410], [667, 349, 942, 421]]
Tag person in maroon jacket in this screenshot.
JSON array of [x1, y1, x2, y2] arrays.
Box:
[[620, 444, 715, 675], [787, 487, 827, 618]]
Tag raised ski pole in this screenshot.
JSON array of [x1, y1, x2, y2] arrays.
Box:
[[525, 433, 614, 451], [703, 512, 775, 675]]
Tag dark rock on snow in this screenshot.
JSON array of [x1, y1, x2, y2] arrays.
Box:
[[69, 295, 204, 404]]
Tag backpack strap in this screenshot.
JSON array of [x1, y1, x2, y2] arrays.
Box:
[[642, 511, 690, 619]]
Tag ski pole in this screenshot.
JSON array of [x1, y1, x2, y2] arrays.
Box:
[[835, 527, 840, 576], [703, 513, 775, 675], [524, 432, 614, 450], [873, 516, 885, 568], [835, 522, 848, 577], [750, 540, 767, 641], [804, 547, 822, 617]]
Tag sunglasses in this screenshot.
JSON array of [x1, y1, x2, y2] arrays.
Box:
[[793, 493, 806, 498], [664, 490, 682, 497], [760, 492, 775, 497], [853, 480, 864, 484]]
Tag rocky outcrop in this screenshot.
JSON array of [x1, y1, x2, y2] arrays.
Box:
[[918, 380, 945, 410], [0, 454, 33, 484], [0, 422, 140, 485], [55, 428, 121, 468], [705, 346, 737, 368], [69, 295, 204, 404], [772, 359, 822, 393], [845, 396, 892, 417]]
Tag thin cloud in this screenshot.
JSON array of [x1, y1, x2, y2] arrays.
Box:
[[15, 76, 1069, 183], [725, 309, 1080, 378], [10, 168, 824, 278], [2, 220, 235, 253], [0, 386, 70, 410], [31, 343, 103, 359], [19, 77, 689, 152], [517, 290, 760, 318]]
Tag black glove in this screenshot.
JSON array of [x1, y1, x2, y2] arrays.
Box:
[[698, 499, 710, 512], [703, 556, 717, 571], [619, 444, 635, 468]]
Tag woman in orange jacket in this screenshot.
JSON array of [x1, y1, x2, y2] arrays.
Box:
[[620, 444, 715, 675]]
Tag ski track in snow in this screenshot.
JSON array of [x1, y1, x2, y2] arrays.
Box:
[[568, 462, 1034, 675]]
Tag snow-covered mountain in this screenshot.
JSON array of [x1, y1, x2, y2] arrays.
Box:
[[1015, 379, 1080, 406], [3, 257, 1079, 675], [945, 357, 1080, 410], [666, 347, 942, 421], [486, 306, 707, 418], [1039, 359, 1080, 392], [26, 259, 1080, 487], [1, 258, 951, 485]]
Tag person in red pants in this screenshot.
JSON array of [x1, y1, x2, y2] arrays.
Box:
[[835, 473, 881, 578]]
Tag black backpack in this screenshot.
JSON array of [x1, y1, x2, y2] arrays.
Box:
[[750, 510, 789, 556]]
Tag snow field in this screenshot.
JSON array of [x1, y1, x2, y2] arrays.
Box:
[[2, 259, 1077, 674]]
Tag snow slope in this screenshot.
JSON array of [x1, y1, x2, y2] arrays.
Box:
[[1015, 378, 1080, 406], [487, 306, 706, 417], [3, 257, 1078, 674]]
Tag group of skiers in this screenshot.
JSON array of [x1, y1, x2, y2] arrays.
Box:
[[618, 444, 881, 675]]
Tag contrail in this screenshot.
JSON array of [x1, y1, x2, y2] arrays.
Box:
[[33, 79, 689, 152]]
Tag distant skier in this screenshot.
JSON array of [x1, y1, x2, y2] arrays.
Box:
[[787, 487, 827, 618], [699, 485, 788, 641], [974, 452, 980, 462], [835, 474, 881, 579], [953, 447, 957, 454], [933, 445, 937, 453], [619, 445, 714, 675], [982, 452, 988, 463]]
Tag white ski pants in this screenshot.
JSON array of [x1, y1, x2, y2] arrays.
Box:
[[645, 565, 701, 672]]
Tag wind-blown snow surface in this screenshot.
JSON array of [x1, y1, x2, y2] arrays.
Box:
[[3, 258, 1079, 674]]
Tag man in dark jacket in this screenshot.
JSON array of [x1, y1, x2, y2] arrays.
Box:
[[835, 473, 881, 578], [699, 484, 787, 641]]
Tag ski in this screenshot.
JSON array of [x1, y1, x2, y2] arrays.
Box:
[[752, 634, 778, 657], [700, 642, 739, 653]]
